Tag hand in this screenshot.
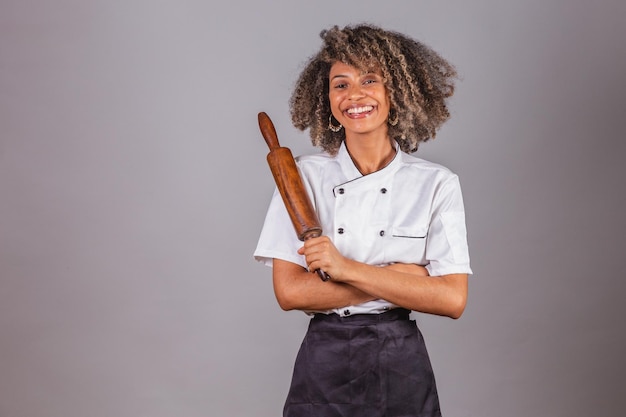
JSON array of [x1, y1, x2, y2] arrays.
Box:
[[297, 236, 350, 281]]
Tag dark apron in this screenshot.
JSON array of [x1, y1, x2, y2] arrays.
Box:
[[283, 309, 442, 417]]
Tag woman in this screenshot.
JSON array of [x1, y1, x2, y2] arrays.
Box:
[[254, 24, 472, 417]]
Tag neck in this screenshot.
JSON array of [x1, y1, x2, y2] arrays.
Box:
[[344, 133, 396, 175]]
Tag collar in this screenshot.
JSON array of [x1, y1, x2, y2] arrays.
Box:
[[336, 140, 401, 182]]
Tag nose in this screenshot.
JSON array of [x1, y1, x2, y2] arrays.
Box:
[[347, 83, 366, 100]]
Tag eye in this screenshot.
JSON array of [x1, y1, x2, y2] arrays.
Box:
[[333, 82, 347, 89], [362, 76, 379, 85]]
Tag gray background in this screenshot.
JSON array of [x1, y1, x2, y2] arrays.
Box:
[[1, 1, 624, 416]]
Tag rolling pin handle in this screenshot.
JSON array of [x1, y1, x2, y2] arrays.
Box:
[[316, 269, 331, 282], [258, 112, 280, 150]]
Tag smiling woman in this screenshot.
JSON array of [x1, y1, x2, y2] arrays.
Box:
[[254, 24, 470, 417], [290, 24, 457, 155]]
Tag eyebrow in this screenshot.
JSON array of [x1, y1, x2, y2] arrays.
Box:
[[330, 71, 378, 80]]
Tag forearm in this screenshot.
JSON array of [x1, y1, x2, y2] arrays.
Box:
[[343, 261, 468, 318], [272, 259, 376, 311]]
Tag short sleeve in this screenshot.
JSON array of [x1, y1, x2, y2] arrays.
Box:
[[425, 175, 472, 276], [253, 188, 307, 269]]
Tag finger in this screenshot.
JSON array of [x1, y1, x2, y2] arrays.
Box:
[[303, 235, 330, 248]]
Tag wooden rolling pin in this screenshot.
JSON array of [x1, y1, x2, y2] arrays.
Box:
[[258, 112, 330, 281]]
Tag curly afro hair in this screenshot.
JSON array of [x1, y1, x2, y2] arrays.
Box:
[[290, 24, 457, 155]]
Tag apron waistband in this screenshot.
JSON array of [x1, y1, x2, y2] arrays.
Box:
[[312, 308, 410, 324]]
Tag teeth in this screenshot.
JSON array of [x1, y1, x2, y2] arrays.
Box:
[[347, 106, 374, 115]]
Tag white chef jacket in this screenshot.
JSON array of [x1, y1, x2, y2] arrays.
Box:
[[254, 140, 472, 316]]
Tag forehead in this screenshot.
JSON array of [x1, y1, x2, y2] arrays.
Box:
[[329, 61, 381, 77]]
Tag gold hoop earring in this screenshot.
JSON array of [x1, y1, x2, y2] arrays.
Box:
[[328, 114, 343, 132], [388, 109, 399, 126]]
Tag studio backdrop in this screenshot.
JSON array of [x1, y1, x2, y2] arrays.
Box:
[[1, 1, 625, 416]]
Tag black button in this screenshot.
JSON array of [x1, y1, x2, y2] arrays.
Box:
[[338, 188, 345, 194], [380, 188, 387, 194], [343, 309, 351, 316], [379, 230, 385, 236], [338, 228, 344, 234]]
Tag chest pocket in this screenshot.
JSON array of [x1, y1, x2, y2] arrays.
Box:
[[391, 226, 427, 239], [385, 225, 428, 265]]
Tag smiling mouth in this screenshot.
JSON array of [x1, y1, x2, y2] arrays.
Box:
[[345, 105, 375, 116]]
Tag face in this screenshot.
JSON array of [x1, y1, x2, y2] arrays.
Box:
[[328, 61, 391, 138]]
